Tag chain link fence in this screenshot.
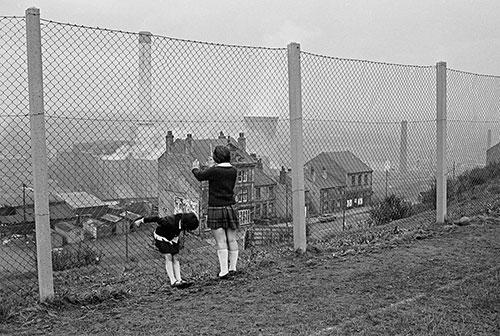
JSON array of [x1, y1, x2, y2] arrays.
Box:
[[301, 53, 438, 240], [1, 14, 499, 301]]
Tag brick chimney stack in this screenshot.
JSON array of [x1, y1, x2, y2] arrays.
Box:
[[185, 134, 193, 154], [166, 131, 174, 153], [238, 132, 246, 151], [279, 166, 287, 184]]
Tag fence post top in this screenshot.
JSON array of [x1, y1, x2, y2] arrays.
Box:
[[436, 61, 447, 67], [139, 31, 152, 44], [26, 7, 40, 15]]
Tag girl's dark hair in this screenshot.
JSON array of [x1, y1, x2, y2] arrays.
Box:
[[181, 212, 199, 231], [213, 145, 231, 164]]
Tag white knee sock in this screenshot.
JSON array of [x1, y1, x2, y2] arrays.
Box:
[[173, 258, 182, 282], [165, 259, 176, 285], [217, 249, 229, 276], [228, 250, 239, 271]]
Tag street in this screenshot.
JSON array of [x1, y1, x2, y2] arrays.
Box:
[[308, 207, 371, 241]]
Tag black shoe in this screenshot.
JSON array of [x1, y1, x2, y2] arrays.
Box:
[[218, 273, 230, 280], [177, 280, 193, 289], [228, 270, 241, 277], [171, 280, 192, 289]]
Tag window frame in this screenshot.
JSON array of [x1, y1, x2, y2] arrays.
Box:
[[238, 209, 251, 225]]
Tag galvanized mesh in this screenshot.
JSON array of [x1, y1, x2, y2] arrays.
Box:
[[447, 69, 500, 173], [0, 16, 38, 294], [301, 52, 437, 240], [2, 17, 291, 295]]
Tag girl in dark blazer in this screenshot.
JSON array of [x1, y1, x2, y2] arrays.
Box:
[[191, 145, 240, 279]]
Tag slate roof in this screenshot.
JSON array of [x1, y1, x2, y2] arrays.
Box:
[[254, 168, 277, 187], [0, 203, 75, 225], [305, 165, 347, 189], [0, 189, 65, 207], [180, 137, 255, 165], [57, 191, 107, 209], [306, 151, 372, 174], [159, 152, 201, 191]]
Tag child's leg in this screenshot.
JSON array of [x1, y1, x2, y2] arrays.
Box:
[[226, 228, 239, 272], [164, 254, 176, 285], [212, 228, 229, 277], [172, 255, 182, 282]]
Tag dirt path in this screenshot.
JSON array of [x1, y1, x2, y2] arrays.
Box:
[[3, 218, 500, 336]]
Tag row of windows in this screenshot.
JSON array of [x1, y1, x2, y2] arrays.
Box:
[[237, 185, 275, 203], [238, 168, 370, 191], [351, 174, 370, 186], [239, 209, 251, 225], [238, 203, 275, 225], [254, 202, 274, 219], [321, 197, 364, 213], [346, 197, 364, 207], [237, 170, 250, 183]]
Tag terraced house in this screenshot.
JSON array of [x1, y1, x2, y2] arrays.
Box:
[[304, 151, 373, 217], [159, 131, 277, 231]]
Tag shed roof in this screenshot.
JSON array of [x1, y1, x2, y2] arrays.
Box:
[[57, 191, 107, 209]]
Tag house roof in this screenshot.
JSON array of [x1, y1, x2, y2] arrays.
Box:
[[54, 221, 79, 232], [82, 218, 106, 227], [305, 165, 346, 189], [160, 135, 259, 191], [57, 191, 107, 209], [159, 152, 201, 191], [68, 132, 257, 202], [75, 140, 133, 156], [113, 183, 137, 199], [185, 137, 255, 165], [0, 203, 75, 225], [306, 151, 372, 174], [119, 211, 142, 221], [254, 168, 276, 187], [0, 188, 65, 207], [101, 213, 122, 223]]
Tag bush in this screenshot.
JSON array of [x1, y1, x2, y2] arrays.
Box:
[[420, 162, 500, 207], [369, 195, 413, 226], [0, 298, 16, 323], [52, 244, 103, 271], [420, 178, 458, 208]]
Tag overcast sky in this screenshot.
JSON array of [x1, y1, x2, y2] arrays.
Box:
[[2, 0, 500, 75]]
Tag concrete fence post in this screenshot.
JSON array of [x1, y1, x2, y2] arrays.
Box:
[[26, 7, 54, 301], [436, 61, 447, 224], [138, 31, 152, 116], [487, 129, 492, 150], [399, 120, 408, 174], [287, 42, 306, 252]]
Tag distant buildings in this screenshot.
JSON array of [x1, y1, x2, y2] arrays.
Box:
[[48, 128, 280, 231], [0, 187, 75, 236], [51, 140, 159, 202], [158, 131, 278, 230], [45, 127, 373, 232], [486, 142, 500, 165], [276, 151, 373, 217]]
